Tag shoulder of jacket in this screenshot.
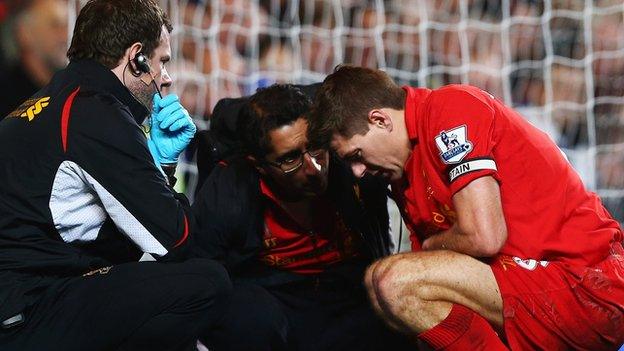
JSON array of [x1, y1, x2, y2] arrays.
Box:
[[429, 84, 493, 105], [71, 90, 134, 125], [202, 158, 260, 196]]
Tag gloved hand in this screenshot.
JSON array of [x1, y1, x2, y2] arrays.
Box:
[[149, 93, 197, 165]]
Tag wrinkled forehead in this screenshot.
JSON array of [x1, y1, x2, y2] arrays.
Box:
[[268, 118, 309, 156]]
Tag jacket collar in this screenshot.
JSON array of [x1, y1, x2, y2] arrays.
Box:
[[67, 59, 150, 123]]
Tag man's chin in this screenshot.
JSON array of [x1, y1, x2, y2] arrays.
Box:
[[301, 183, 327, 198], [128, 81, 156, 112], [380, 170, 402, 182]]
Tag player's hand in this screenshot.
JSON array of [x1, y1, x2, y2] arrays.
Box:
[[149, 93, 196, 165]]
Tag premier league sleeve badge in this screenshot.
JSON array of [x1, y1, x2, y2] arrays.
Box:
[[434, 125, 473, 164]]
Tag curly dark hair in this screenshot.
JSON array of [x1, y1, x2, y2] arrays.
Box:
[[238, 84, 312, 159], [67, 0, 172, 68], [308, 65, 406, 148]]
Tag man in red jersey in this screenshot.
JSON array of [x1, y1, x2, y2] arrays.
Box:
[[308, 64, 624, 350]]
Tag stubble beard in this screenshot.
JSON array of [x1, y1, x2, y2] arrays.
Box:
[[127, 78, 156, 113]]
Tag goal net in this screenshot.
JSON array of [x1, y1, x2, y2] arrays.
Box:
[[69, 0, 624, 224]]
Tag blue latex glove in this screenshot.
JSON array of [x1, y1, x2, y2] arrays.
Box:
[[149, 93, 196, 165]]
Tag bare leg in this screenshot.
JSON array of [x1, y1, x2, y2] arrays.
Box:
[[364, 250, 503, 335]]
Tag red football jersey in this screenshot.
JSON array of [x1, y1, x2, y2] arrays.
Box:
[[396, 84, 622, 266], [258, 179, 360, 274]]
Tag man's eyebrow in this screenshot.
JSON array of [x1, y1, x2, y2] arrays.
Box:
[[273, 149, 300, 161]]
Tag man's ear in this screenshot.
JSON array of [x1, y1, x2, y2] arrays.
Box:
[[368, 109, 393, 132], [126, 42, 143, 73]]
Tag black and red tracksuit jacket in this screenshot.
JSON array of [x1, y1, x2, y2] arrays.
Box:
[[0, 59, 193, 321]]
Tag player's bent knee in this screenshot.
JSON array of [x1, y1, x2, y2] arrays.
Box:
[[374, 257, 424, 302], [364, 264, 376, 291], [372, 253, 453, 307]]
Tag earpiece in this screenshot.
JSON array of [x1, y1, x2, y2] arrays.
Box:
[[133, 52, 151, 75], [130, 51, 162, 98]]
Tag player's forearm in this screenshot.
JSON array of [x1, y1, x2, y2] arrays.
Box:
[[421, 224, 504, 257], [424, 176, 507, 257]]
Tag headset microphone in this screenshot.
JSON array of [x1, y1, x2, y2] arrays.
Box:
[[133, 52, 162, 98]]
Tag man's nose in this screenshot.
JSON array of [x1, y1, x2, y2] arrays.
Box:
[[351, 162, 367, 178], [302, 153, 322, 175], [160, 67, 172, 88]]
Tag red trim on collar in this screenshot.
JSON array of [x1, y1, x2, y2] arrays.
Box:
[[260, 178, 279, 202]]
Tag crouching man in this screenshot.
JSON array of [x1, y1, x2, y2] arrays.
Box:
[[193, 84, 411, 351]]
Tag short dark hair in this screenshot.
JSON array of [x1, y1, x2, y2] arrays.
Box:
[[238, 84, 312, 159], [67, 0, 172, 68], [308, 65, 406, 148]]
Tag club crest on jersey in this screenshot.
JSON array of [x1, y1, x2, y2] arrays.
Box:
[[435, 125, 473, 164], [512, 257, 549, 271], [8, 96, 50, 121]]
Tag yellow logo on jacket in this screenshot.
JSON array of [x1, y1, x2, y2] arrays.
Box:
[[8, 97, 50, 121]]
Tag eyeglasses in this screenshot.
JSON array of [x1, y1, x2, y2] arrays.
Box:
[[265, 149, 327, 174]]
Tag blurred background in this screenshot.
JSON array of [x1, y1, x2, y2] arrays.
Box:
[[1, 0, 623, 231]]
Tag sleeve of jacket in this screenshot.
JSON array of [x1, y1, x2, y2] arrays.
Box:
[[65, 94, 192, 261], [191, 160, 264, 274]]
